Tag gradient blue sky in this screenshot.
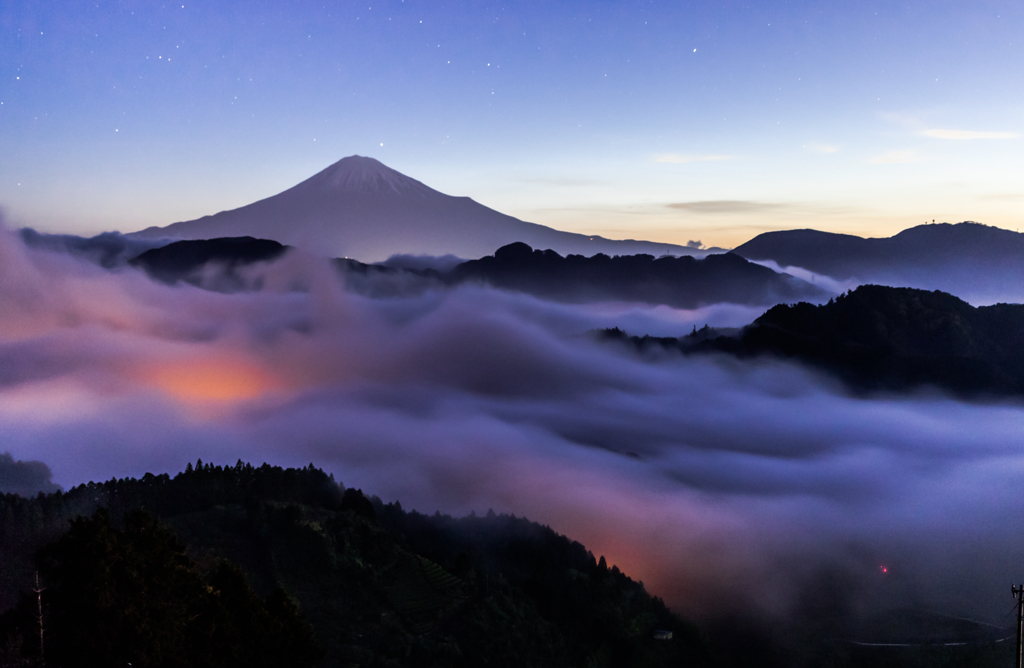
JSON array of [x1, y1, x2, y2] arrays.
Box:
[[1, 0, 1021, 248]]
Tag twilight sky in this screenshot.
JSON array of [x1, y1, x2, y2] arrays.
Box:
[[1, 0, 1021, 249]]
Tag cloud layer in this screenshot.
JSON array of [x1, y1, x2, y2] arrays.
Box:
[[2, 225, 1024, 631]]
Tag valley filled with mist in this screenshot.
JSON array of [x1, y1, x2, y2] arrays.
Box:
[[4, 194, 1024, 664]]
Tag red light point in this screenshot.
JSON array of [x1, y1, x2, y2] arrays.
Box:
[[881, 566, 888, 573]]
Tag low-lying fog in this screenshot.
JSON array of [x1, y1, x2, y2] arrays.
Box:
[[2, 226, 1023, 633]]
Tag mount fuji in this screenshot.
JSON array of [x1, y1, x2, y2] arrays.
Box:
[[131, 156, 699, 262]]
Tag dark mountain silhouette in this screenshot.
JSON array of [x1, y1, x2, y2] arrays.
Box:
[[128, 236, 441, 297], [128, 237, 827, 307], [452, 242, 828, 307], [0, 462, 714, 667], [733, 222, 1024, 304], [602, 285, 1024, 398], [129, 236, 289, 285], [129, 156, 702, 262]]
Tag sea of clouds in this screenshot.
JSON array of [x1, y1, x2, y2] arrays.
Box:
[[2, 222, 1024, 634]]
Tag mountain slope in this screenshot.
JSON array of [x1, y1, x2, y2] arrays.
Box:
[[0, 462, 716, 667], [130, 156, 699, 262], [602, 285, 1024, 398], [732, 222, 1024, 304]]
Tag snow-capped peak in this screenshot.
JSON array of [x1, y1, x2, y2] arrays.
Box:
[[303, 155, 436, 197]]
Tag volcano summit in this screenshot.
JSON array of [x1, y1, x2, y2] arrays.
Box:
[[132, 156, 696, 262]]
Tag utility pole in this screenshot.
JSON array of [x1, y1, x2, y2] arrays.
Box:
[[33, 571, 45, 666], [1013, 584, 1024, 668]]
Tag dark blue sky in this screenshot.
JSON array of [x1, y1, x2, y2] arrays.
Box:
[[1, 0, 1021, 246]]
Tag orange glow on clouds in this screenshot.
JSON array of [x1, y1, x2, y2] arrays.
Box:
[[146, 358, 276, 403]]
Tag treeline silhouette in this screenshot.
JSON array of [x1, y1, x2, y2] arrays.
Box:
[[0, 461, 715, 667], [599, 284, 1024, 398]]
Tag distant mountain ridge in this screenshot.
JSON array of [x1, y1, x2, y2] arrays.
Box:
[[127, 237, 828, 308], [130, 156, 702, 262], [451, 242, 827, 308], [733, 222, 1024, 304], [129, 236, 288, 286]]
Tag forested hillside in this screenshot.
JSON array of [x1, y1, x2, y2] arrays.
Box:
[[0, 461, 714, 668], [601, 285, 1024, 399]]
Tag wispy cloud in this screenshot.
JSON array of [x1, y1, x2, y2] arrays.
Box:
[[870, 150, 918, 164], [666, 200, 860, 218], [514, 177, 608, 187], [922, 129, 1019, 140], [805, 143, 839, 154], [667, 200, 789, 214], [653, 154, 733, 164]]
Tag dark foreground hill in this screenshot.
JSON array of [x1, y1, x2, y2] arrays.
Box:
[[601, 285, 1024, 399], [733, 222, 1024, 304], [126, 236, 826, 307], [0, 461, 714, 668]]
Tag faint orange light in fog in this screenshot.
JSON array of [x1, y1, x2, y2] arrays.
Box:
[[148, 358, 275, 403]]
